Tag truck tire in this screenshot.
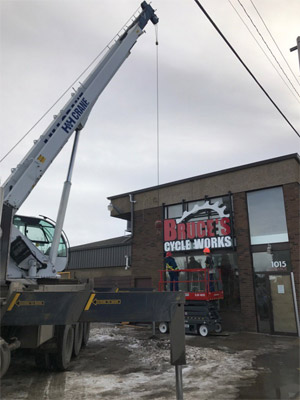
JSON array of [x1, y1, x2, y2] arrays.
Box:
[[82, 322, 90, 347], [73, 323, 83, 357], [53, 325, 74, 371], [198, 324, 208, 337], [158, 322, 169, 334], [0, 339, 11, 378]]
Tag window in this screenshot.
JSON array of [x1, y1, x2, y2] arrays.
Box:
[[165, 204, 183, 219], [252, 250, 291, 273], [172, 252, 240, 310], [247, 187, 288, 245], [13, 216, 67, 257], [165, 195, 232, 222]]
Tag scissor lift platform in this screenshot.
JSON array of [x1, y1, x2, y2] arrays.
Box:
[[158, 268, 223, 336]]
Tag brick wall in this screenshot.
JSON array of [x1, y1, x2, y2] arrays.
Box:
[[132, 207, 163, 289], [233, 192, 258, 332], [283, 183, 300, 305]]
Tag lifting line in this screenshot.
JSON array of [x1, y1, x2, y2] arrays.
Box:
[[155, 24, 161, 207]]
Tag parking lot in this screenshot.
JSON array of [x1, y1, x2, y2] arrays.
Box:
[[1, 323, 299, 399]]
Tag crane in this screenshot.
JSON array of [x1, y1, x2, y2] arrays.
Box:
[[0, 3, 186, 390]]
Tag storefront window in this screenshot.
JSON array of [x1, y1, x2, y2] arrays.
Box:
[[172, 252, 240, 310], [165, 204, 183, 219], [187, 200, 205, 212], [247, 187, 288, 245], [252, 250, 291, 273], [186, 196, 232, 221]]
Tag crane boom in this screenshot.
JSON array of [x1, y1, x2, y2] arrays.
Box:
[[3, 1, 158, 211], [0, 6, 186, 386], [0, 2, 158, 281]]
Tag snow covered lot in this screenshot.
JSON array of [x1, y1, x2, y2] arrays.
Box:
[[1, 323, 296, 400]]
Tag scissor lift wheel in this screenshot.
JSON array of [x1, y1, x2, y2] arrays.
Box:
[[158, 322, 169, 334], [198, 324, 208, 337]]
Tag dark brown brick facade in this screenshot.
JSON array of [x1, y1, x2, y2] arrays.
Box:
[[283, 183, 300, 305], [131, 207, 163, 289], [130, 185, 299, 333], [233, 192, 258, 332]]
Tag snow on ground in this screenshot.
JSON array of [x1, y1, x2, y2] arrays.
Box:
[[1, 324, 262, 400], [65, 325, 258, 400]]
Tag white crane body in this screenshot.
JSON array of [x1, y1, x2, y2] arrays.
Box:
[[0, 2, 186, 382]]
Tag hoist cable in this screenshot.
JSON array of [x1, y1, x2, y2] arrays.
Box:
[[193, 0, 300, 139], [155, 24, 160, 206]]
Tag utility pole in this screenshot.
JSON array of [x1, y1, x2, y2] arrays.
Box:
[[290, 36, 300, 71]]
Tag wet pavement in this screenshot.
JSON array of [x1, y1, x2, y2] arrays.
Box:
[[1, 324, 299, 399], [186, 331, 300, 399]]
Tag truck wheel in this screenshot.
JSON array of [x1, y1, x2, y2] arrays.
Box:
[[158, 322, 169, 334], [198, 324, 208, 337], [53, 325, 74, 371], [0, 339, 11, 378], [215, 323, 222, 333], [82, 322, 90, 347], [73, 323, 83, 357]]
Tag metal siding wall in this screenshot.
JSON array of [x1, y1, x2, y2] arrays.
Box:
[[68, 244, 131, 270]]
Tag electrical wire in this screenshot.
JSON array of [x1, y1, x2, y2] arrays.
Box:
[[237, 0, 300, 99], [249, 0, 300, 87], [193, 0, 300, 139], [0, 5, 142, 165], [227, 0, 300, 105]]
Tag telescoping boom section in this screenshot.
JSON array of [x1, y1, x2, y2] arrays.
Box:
[[1, 1, 159, 282], [2, 2, 158, 211], [0, 2, 186, 390]]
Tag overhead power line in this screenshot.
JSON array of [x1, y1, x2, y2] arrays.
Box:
[[193, 0, 300, 139], [227, 0, 300, 105], [249, 0, 300, 87], [237, 0, 300, 99]]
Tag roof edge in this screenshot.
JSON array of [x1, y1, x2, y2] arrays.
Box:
[[108, 153, 299, 200]]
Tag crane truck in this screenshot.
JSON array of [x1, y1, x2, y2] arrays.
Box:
[[0, 2, 185, 379]]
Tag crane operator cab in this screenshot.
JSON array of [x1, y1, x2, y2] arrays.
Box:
[[7, 215, 69, 280]]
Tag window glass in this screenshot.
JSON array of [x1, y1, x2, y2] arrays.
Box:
[[166, 204, 183, 219], [173, 256, 187, 269], [187, 200, 205, 211], [252, 250, 291, 273], [165, 195, 232, 222], [247, 187, 288, 245], [177, 252, 240, 311], [254, 274, 271, 333], [13, 216, 67, 257]]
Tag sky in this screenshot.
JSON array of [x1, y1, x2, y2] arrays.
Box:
[[1, 0, 299, 247]]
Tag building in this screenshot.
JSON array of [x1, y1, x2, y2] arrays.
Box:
[[68, 153, 299, 335], [68, 236, 132, 288]]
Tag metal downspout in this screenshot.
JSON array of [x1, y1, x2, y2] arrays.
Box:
[[129, 194, 135, 237]]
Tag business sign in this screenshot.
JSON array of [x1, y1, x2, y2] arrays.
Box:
[[164, 200, 233, 252]]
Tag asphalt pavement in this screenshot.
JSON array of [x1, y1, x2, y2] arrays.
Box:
[[186, 330, 300, 400], [1, 324, 299, 399]]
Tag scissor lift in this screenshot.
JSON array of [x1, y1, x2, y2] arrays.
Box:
[[158, 268, 224, 336]]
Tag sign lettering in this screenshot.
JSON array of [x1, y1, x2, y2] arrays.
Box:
[[61, 97, 90, 133]]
